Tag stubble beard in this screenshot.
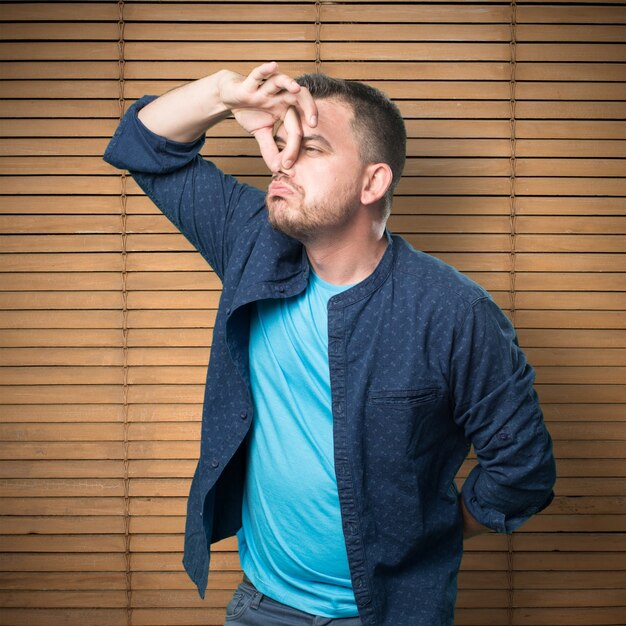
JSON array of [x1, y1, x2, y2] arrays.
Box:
[[266, 184, 360, 244]]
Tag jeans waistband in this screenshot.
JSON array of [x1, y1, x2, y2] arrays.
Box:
[[242, 573, 256, 589]]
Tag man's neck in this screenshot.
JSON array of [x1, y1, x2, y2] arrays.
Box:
[[304, 226, 388, 286]]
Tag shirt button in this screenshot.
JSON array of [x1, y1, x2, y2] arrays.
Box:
[[240, 410, 248, 420], [336, 403, 343, 415], [211, 459, 219, 469]]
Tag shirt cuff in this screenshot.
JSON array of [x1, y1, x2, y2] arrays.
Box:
[[461, 465, 555, 533], [103, 95, 206, 173]]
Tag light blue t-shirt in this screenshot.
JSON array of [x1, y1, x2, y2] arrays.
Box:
[[237, 270, 358, 618]]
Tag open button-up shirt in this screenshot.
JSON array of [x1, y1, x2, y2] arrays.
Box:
[[104, 96, 556, 626]]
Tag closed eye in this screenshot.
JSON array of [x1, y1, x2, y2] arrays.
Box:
[[273, 133, 333, 154]]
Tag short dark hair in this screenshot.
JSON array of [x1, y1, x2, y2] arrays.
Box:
[[295, 73, 406, 218]]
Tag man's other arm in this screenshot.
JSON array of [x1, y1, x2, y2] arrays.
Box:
[[460, 496, 490, 540], [451, 296, 557, 535]]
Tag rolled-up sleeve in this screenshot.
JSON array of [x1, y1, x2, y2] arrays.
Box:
[[103, 95, 265, 279], [452, 296, 556, 533], [103, 95, 206, 173]]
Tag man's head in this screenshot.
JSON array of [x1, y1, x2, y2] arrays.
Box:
[[266, 74, 406, 243], [294, 73, 406, 219]]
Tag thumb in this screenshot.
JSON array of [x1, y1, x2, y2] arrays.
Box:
[[253, 127, 281, 172]]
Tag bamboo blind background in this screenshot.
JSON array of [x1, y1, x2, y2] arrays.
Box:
[[1, 1, 625, 624]]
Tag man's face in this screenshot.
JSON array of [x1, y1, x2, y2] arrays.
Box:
[[266, 98, 366, 242]]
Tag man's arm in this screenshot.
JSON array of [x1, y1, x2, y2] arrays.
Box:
[[103, 63, 317, 277], [137, 61, 317, 171], [451, 296, 556, 535]]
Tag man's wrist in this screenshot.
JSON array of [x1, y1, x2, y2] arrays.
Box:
[[195, 71, 232, 122], [460, 496, 491, 539]]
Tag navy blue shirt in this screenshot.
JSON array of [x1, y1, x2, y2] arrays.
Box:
[[104, 96, 556, 626]]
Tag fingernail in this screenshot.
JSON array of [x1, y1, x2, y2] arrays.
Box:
[[309, 115, 317, 126], [283, 159, 293, 169]]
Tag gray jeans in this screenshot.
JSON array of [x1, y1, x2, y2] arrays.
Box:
[[224, 577, 363, 626]]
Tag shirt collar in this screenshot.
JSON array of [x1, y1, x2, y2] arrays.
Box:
[[235, 222, 394, 310], [326, 229, 394, 309]]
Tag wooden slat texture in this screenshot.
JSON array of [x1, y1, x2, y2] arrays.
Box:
[[1, 2, 624, 625]]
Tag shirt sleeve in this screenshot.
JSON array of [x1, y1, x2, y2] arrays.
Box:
[[452, 295, 557, 533], [103, 95, 266, 279]]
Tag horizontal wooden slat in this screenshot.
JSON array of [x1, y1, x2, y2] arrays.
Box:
[[0, 22, 119, 40], [518, 5, 626, 24], [0, 100, 119, 118], [3, 57, 624, 84], [2, 3, 119, 20], [2, 421, 620, 445], [9, 79, 625, 103], [0, 194, 608, 219], [4, 214, 625, 237], [124, 4, 508, 24], [517, 43, 626, 62], [0, 404, 191, 422], [0, 250, 545, 273], [0, 571, 129, 589], [516, 24, 626, 41], [5, 154, 626, 178], [3, 117, 625, 141]]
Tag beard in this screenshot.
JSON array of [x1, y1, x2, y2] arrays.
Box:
[[266, 177, 360, 243]]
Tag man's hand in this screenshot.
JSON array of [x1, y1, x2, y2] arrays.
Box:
[[460, 496, 491, 540], [218, 62, 318, 172], [136, 62, 317, 170]]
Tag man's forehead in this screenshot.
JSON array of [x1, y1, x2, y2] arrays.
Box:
[[275, 98, 354, 144], [312, 97, 354, 128]]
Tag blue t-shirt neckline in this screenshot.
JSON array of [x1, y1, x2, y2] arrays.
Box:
[[309, 269, 357, 295]]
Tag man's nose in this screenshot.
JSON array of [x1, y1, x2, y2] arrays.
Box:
[[277, 161, 296, 177]]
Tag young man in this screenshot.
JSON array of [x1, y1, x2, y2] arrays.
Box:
[[104, 62, 556, 626]]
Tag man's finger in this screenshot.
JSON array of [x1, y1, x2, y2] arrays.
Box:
[[253, 126, 281, 172], [291, 85, 318, 128], [242, 61, 279, 90], [260, 73, 301, 97], [280, 107, 303, 169]]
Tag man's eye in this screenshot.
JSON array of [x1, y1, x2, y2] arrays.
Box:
[[304, 146, 321, 154]]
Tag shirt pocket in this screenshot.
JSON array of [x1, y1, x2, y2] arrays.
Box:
[[368, 388, 441, 408], [364, 387, 449, 555], [366, 386, 447, 462]]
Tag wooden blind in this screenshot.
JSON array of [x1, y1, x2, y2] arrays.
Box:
[[1, 1, 624, 624]]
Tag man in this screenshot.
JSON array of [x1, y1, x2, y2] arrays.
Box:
[[104, 62, 556, 626]]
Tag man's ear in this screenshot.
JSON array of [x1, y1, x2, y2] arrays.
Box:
[[361, 163, 393, 207]]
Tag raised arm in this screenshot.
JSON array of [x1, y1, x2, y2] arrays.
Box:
[[137, 61, 317, 172], [104, 63, 318, 278]]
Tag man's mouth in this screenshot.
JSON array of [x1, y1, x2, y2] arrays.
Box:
[[268, 179, 297, 197]]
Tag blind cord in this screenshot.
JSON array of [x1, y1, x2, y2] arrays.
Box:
[[117, 1, 132, 624], [507, 2, 518, 625], [314, 1, 323, 73], [508, 0, 518, 328]]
